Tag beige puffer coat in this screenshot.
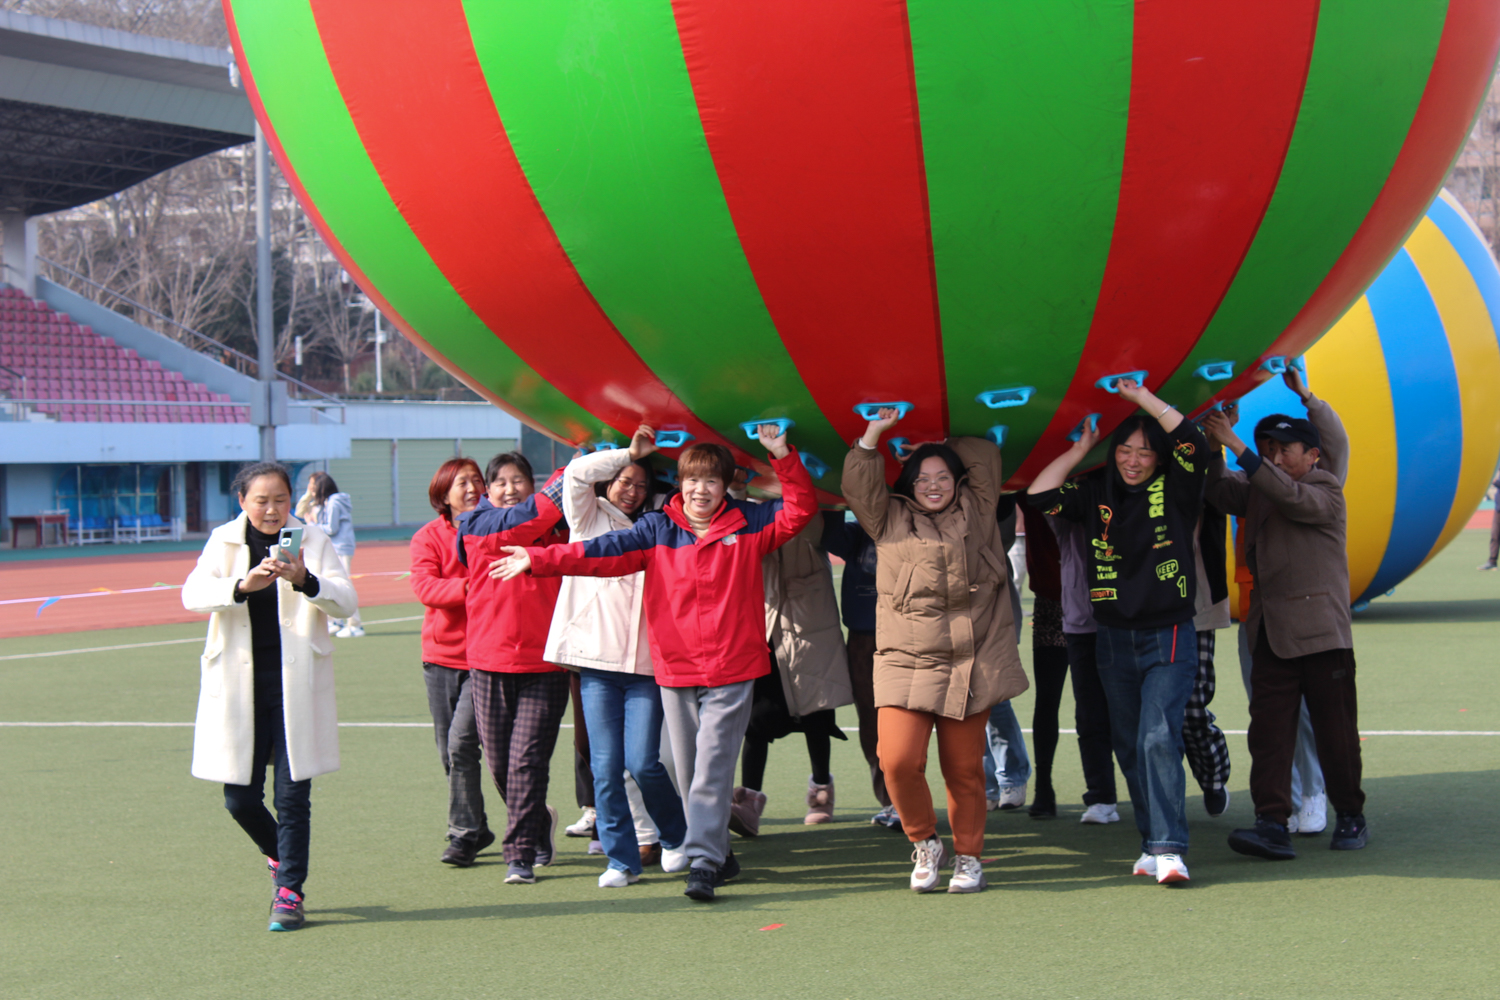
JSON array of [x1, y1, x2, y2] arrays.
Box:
[[842, 438, 1027, 720], [762, 516, 853, 717]]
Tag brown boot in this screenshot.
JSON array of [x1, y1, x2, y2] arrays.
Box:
[[728, 786, 767, 837], [804, 775, 835, 824]]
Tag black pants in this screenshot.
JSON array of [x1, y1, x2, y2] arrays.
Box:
[[223, 695, 311, 895], [1028, 645, 1070, 803], [845, 630, 891, 807], [1248, 624, 1365, 825], [1065, 633, 1118, 806]]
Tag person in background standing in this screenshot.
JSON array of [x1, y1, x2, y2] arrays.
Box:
[[409, 457, 494, 868], [183, 461, 357, 932], [821, 510, 899, 830], [1481, 467, 1499, 570], [298, 472, 361, 638]]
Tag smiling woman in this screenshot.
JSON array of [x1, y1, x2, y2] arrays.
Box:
[[181, 460, 358, 932], [841, 407, 1026, 895]]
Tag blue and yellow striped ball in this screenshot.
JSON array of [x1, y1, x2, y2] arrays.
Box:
[[1232, 190, 1500, 610]]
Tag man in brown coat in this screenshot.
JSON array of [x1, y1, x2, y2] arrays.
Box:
[[1202, 396, 1368, 860]]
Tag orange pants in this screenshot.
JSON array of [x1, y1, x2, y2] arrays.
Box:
[[877, 705, 989, 857]]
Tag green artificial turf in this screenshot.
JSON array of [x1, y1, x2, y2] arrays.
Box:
[[2, 534, 1497, 999]]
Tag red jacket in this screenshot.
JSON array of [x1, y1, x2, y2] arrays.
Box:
[[527, 449, 817, 688], [409, 515, 469, 669], [456, 475, 569, 674]]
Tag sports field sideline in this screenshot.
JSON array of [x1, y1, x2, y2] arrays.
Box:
[[2, 532, 1497, 999]]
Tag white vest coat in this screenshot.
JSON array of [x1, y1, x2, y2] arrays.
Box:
[[543, 448, 652, 675], [182, 513, 358, 784]]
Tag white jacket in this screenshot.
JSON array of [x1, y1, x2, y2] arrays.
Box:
[[543, 449, 652, 675], [182, 513, 358, 784]]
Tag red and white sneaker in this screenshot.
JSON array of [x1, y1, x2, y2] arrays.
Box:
[[1132, 853, 1157, 877], [1155, 853, 1190, 884]]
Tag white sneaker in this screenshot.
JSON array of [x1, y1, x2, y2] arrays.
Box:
[[1081, 803, 1121, 825], [598, 868, 640, 888], [910, 836, 946, 892], [1296, 793, 1328, 835], [587, 840, 604, 855], [661, 848, 689, 873], [997, 784, 1027, 811], [335, 624, 365, 638], [1132, 853, 1158, 877], [1287, 812, 1301, 834], [947, 854, 986, 894], [1155, 853, 1190, 884], [986, 798, 1001, 812], [565, 807, 597, 838], [327, 620, 342, 635]]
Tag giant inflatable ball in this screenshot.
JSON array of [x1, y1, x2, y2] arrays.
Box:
[[226, 1, 1500, 497], [1232, 191, 1500, 610]]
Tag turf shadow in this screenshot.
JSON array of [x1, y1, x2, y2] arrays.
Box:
[[1353, 598, 1500, 624]]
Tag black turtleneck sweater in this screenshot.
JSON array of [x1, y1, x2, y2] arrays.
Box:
[[234, 523, 319, 706]]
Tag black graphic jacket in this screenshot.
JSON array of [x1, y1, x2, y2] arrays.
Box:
[[1026, 420, 1209, 631]]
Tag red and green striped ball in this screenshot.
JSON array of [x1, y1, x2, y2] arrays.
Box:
[[226, 0, 1500, 498]]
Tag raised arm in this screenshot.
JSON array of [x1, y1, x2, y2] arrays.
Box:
[[1026, 419, 1100, 496], [947, 436, 1004, 520], [757, 440, 819, 554], [455, 475, 565, 566], [1116, 377, 1184, 434], [843, 408, 902, 539]]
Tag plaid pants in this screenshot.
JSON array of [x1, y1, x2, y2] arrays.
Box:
[[469, 669, 570, 865], [1182, 629, 1231, 793]]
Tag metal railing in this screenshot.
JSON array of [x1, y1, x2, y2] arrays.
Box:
[[36, 257, 345, 423]]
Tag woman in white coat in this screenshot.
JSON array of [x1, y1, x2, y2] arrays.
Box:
[[544, 425, 687, 887], [182, 461, 357, 932]]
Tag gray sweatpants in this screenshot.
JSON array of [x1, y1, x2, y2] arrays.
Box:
[[659, 680, 754, 870]]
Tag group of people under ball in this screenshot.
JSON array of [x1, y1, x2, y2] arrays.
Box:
[[182, 371, 1369, 931]]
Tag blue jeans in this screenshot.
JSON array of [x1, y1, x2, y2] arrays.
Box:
[[1096, 622, 1197, 854], [1237, 624, 1324, 810], [983, 700, 1032, 799], [579, 669, 686, 874]]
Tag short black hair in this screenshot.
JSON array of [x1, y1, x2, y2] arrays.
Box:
[[891, 443, 966, 507], [486, 451, 533, 485], [232, 461, 292, 498]]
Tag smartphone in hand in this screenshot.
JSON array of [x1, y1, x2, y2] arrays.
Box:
[[277, 526, 303, 560]]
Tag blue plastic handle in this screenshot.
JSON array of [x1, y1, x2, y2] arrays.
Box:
[[853, 401, 913, 421], [658, 468, 679, 487], [593, 441, 619, 451], [986, 425, 1008, 447], [1259, 355, 1306, 375], [1193, 361, 1235, 382], [888, 437, 912, 460], [734, 465, 758, 483], [1066, 413, 1101, 442], [800, 451, 829, 480], [1095, 371, 1148, 393], [653, 430, 693, 449], [740, 417, 795, 439], [975, 386, 1036, 409]]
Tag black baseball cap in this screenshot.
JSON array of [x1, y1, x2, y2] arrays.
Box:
[[1261, 417, 1321, 450]]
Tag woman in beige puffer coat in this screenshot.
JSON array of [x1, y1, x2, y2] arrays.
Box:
[[843, 409, 1027, 895]]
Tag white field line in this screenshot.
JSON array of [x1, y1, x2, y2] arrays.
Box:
[[0, 615, 425, 662], [1, 722, 1496, 735], [0, 572, 410, 608]]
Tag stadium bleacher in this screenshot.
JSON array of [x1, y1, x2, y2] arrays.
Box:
[[0, 286, 247, 424]]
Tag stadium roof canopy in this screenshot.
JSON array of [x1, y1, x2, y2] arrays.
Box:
[[0, 10, 253, 216]]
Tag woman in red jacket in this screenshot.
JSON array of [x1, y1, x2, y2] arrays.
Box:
[[492, 426, 816, 902], [456, 452, 570, 885], [408, 457, 493, 868]]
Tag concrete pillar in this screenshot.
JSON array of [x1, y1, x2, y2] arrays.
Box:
[[1, 212, 37, 296]]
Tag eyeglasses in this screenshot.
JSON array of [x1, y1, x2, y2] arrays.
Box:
[[613, 480, 648, 493], [913, 475, 953, 489]]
